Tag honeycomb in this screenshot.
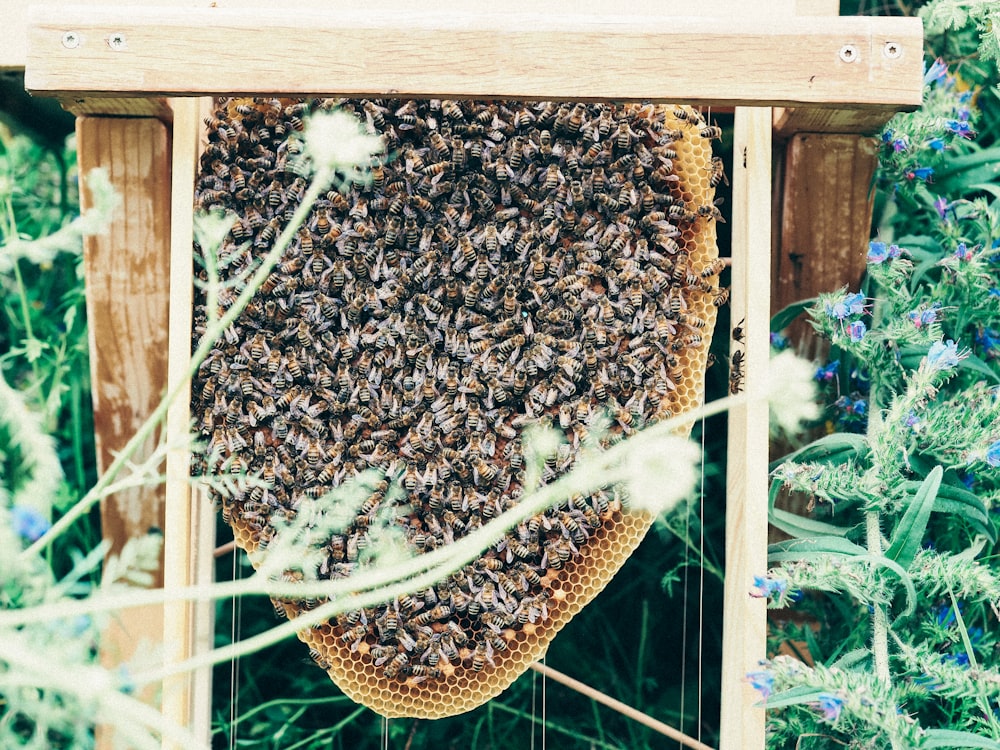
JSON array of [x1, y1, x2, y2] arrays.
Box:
[[192, 99, 721, 718]]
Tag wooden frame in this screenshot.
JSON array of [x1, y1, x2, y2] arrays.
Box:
[[16, 3, 923, 749]]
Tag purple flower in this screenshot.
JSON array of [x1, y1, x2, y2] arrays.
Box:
[[926, 340, 964, 371], [934, 196, 949, 220], [923, 57, 948, 85], [816, 692, 845, 722], [905, 411, 920, 429], [954, 242, 974, 261], [907, 305, 939, 328], [907, 166, 935, 181], [892, 136, 909, 153], [11, 505, 51, 542], [986, 440, 1000, 467], [945, 120, 975, 139], [815, 360, 839, 382], [746, 670, 775, 699], [847, 320, 867, 342]]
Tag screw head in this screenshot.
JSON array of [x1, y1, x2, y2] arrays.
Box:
[[838, 44, 859, 64], [61, 31, 80, 49], [883, 41, 902, 59], [107, 32, 127, 51]]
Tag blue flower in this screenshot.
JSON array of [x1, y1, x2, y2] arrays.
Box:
[[867, 241, 889, 264], [892, 136, 909, 152], [11, 506, 51, 542], [989, 289, 1000, 298], [907, 305, 939, 329], [927, 137, 946, 152], [954, 242, 974, 261], [816, 692, 845, 722], [905, 411, 920, 429], [881, 128, 894, 144], [945, 120, 975, 138], [907, 166, 935, 181], [824, 292, 866, 320], [986, 440, 1000, 467], [923, 57, 948, 85], [751, 575, 788, 599], [746, 670, 775, 698], [847, 320, 867, 342], [769, 332, 789, 350], [815, 360, 839, 382], [944, 652, 971, 668], [926, 340, 964, 371]]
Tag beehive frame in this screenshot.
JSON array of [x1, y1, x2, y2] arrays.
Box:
[[12, 2, 923, 748]]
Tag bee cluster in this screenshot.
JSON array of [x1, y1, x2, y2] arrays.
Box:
[[192, 97, 722, 717]]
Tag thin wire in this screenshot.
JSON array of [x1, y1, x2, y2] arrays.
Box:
[[530, 657, 537, 750], [541, 653, 547, 750], [381, 716, 388, 750], [679, 460, 691, 747], [228, 547, 241, 750], [697, 414, 707, 740]]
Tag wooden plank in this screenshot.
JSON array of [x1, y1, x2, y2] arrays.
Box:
[[77, 115, 171, 748], [25, 6, 922, 109], [772, 105, 897, 136], [772, 133, 877, 361], [3, 0, 802, 70], [720, 107, 772, 750], [796, 0, 840, 14], [162, 96, 212, 750], [63, 97, 174, 120]]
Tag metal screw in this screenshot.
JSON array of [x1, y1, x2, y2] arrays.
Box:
[[107, 32, 127, 51], [61, 31, 80, 49], [839, 44, 859, 63], [883, 41, 901, 59]]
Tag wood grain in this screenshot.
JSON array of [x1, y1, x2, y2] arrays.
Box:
[[25, 6, 922, 110], [77, 115, 171, 749], [720, 107, 772, 750]]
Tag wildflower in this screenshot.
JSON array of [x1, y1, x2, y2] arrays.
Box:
[[933, 196, 949, 220], [11, 505, 51, 542], [302, 109, 386, 178], [953, 242, 975, 261], [769, 332, 789, 350], [904, 411, 920, 429], [815, 360, 839, 382], [881, 128, 894, 144], [986, 440, 1000, 467], [943, 652, 971, 668], [867, 240, 890, 264], [925, 339, 965, 371], [751, 575, 788, 599], [824, 292, 866, 320], [923, 57, 948, 85], [927, 137, 946, 152], [892, 136, 909, 152], [846, 320, 866, 342], [906, 166, 934, 181], [907, 304, 940, 328], [945, 120, 975, 139], [990, 289, 1000, 298], [746, 670, 775, 699], [815, 692, 845, 722]]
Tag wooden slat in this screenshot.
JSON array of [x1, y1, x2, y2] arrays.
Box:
[[63, 97, 174, 120], [720, 107, 772, 750], [25, 6, 922, 109], [772, 106, 899, 136], [772, 133, 878, 361], [162, 96, 212, 750], [77, 115, 171, 749], [2, 0, 816, 70]]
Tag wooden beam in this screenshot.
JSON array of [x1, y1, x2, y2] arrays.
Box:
[[720, 107, 772, 750], [162, 96, 214, 750], [772, 106, 899, 137], [77, 115, 171, 748], [25, 6, 922, 110]]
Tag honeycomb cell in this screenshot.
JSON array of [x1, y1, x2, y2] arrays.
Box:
[[196, 101, 720, 719]]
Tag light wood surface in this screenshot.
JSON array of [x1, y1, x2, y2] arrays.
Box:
[[162, 96, 214, 750], [25, 6, 922, 110], [78, 114, 171, 750], [720, 107, 772, 750], [3, 0, 828, 70]]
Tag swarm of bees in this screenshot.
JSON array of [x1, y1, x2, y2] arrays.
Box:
[[191, 96, 723, 718]]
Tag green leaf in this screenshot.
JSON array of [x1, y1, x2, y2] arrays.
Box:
[[886, 466, 942, 570], [771, 297, 818, 333], [923, 729, 1000, 749], [926, 481, 996, 543], [767, 535, 867, 562], [769, 506, 851, 540], [771, 433, 869, 471], [958, 352, 1000, 384], [919, 1, 968, 33], [760, 686, 827, 709]]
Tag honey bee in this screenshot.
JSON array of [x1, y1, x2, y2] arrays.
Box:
[[700, 125, 723, 140], [729, 349, 746, 394]]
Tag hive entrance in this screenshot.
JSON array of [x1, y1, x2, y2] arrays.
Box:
[[192, 97, 720, 718]]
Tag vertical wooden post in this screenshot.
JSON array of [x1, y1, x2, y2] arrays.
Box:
[[720, 107, 772, 750], [77, 115, 171, 749], [162, 96, 214, 750]]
